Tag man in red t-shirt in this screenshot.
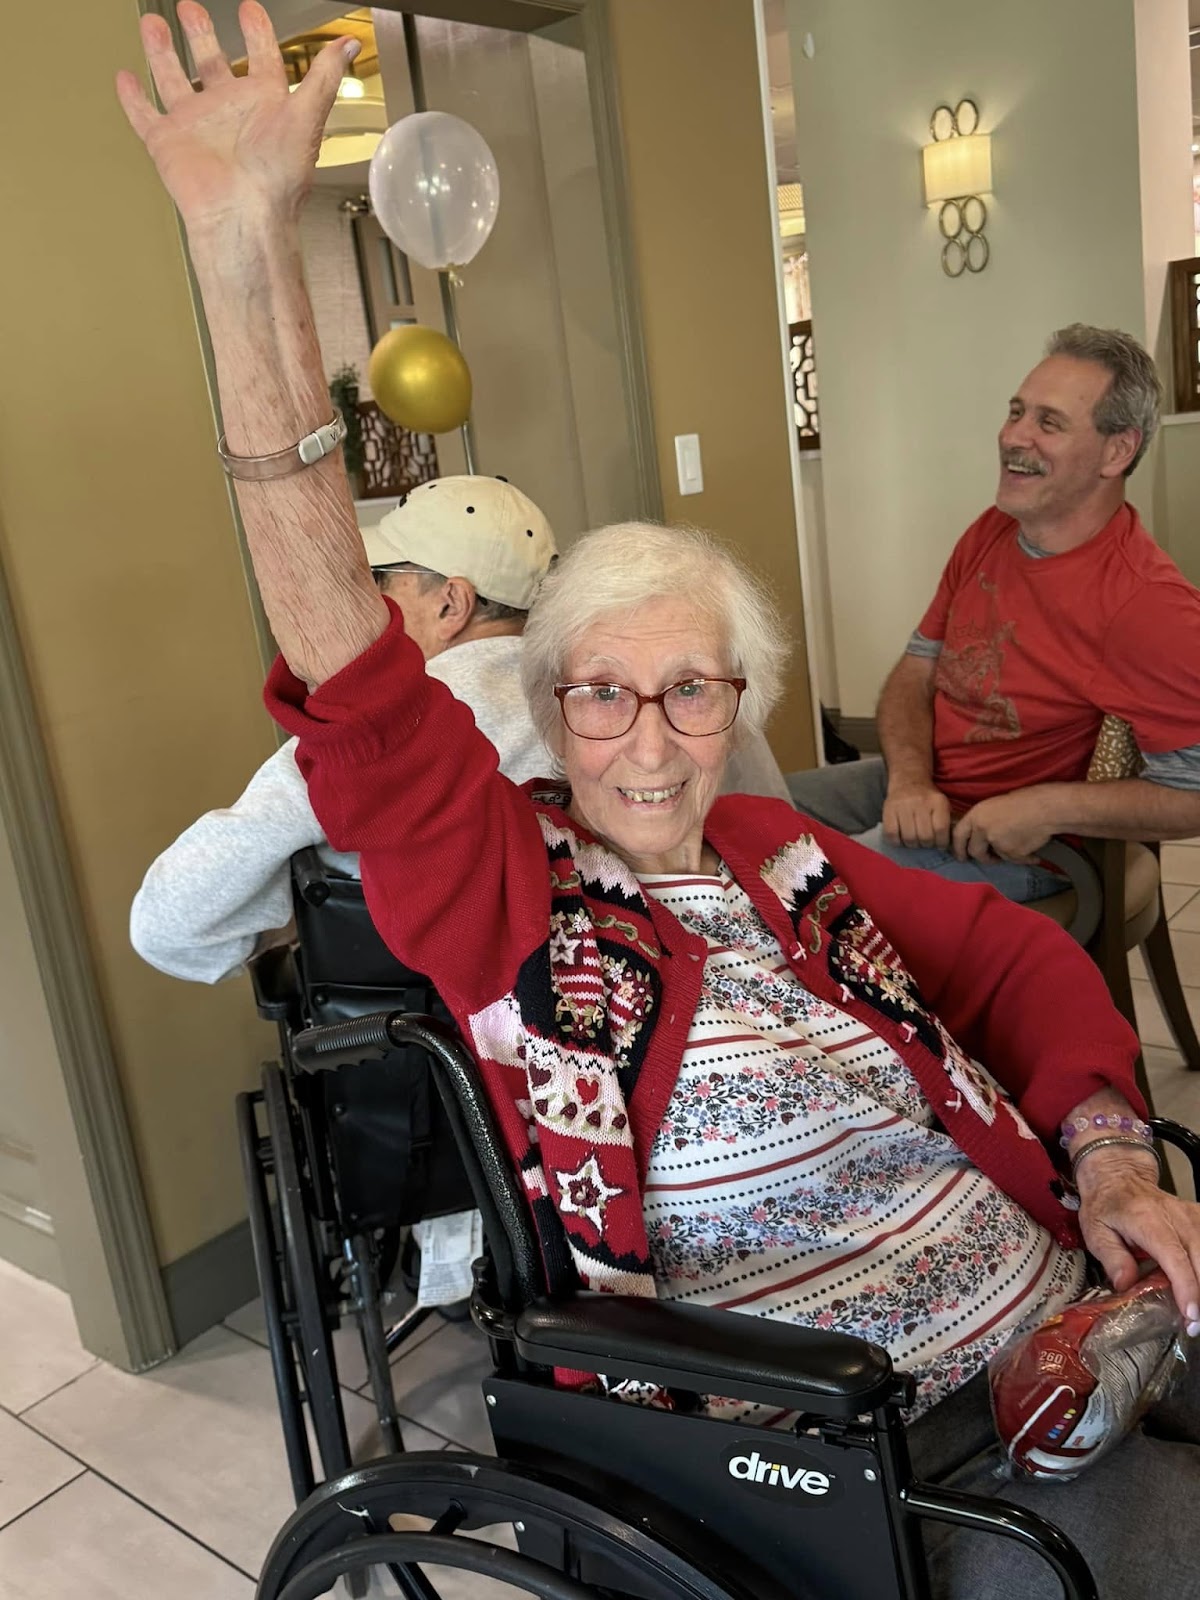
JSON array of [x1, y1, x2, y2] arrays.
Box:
[[789, 324, 1200, 902]]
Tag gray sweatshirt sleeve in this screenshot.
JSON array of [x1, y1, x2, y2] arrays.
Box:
[[721, 728, 795, 804], [129, 739, 328, 984]]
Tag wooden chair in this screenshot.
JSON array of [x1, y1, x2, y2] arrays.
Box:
[[1033, 716, 1200, 1120]]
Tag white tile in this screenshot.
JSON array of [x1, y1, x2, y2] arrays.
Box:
[[1133, 979, 1200, 1055], [389, 1319, 496, 1453], [226, 1280, 424, 1396], [1160, 845, 1200, 886], [1142, 928, 1200, 986], [1171, 892, 1200, 932], [0, 1472, 252, 1599], [21, 1323, 413, 1576], [0, 1259, 98, 1413], [225, 1295, 368, 1393], [0, 1407, 83, 1529], [1165, 885, 1199, 921]]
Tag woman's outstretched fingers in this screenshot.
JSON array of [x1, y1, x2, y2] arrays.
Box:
[[114, 69, 159, 143], [240, 0, 286, 83], [177, 2, 232, 90], [139, 11, 195, 110], [296, 35, 361, 122]]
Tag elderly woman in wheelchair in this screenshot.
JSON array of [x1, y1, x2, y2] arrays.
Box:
[[119, 8, 1200, 1597]]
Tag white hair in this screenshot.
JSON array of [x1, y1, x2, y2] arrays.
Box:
[[520, 521, 789, 754]]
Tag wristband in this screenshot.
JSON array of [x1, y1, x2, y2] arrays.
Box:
[[218, 410, 346, 482]]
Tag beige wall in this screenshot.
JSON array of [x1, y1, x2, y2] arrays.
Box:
[[607, 0, 817, 770], [0, 0, 275, 1267], [787, 0, 1152, 719]]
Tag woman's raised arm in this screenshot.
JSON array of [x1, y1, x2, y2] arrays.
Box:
[[116, 0, 387, 685]]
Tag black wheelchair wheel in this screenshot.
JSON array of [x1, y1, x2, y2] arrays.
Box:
[[257, 1452, 765, 1600], [261, 1063, 353, 1484]]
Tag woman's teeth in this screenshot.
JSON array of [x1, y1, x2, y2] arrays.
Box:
[[619, 784, 683, 804]]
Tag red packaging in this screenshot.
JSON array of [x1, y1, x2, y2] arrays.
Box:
[[989, 1269, 1186, 1480]]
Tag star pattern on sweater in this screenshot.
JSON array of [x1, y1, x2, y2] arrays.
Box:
[[549, 925, 581, 964], [554, 1154, 623, 1230]]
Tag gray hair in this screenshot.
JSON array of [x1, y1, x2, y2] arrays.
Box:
[[520, 521, 789, 754], [1044, 324, 1162, 475]]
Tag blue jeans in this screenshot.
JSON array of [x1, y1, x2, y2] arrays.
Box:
[[785, 758, 1067, 905]]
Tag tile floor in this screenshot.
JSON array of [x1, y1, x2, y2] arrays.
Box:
[[3, 842, 1200, 1598]]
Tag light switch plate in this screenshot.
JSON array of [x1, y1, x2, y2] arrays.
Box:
[[675, 433, 704, 496]]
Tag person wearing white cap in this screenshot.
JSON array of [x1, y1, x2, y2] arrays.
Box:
[[130, 475, 558, 983], [132, 471, 792, 984]]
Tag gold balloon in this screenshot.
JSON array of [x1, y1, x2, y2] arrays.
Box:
[[367, 326, 472, 435]]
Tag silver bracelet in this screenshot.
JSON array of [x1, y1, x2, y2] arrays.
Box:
[[217, 410, 346, 482], [1070, 1133, 1163, 1183]]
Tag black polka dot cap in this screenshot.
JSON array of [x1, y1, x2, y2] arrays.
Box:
[[363, 475, 558, 610]]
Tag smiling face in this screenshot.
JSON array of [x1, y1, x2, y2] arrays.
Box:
[[995, 354, 1136, 535], [557, 594, 735, 876]]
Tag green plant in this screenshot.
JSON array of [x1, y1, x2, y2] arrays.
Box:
[[329, 364, 366, 481]]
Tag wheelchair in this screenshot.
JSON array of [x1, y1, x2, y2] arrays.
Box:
[[249, 1007, 1200, 1600], [236, 849, 476, 1506]]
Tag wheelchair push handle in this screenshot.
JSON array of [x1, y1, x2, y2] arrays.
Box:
[[290, 1009, 463, 1074], [291, 1011, 398, 1071]]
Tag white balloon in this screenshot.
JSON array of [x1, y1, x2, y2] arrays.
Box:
[[368, 112, 500, 271]]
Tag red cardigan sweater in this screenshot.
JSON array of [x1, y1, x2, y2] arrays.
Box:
[[267, 605, 1143, 1296]]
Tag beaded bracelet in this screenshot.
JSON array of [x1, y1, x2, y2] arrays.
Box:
[[1059, 1112, 1154, 1151]]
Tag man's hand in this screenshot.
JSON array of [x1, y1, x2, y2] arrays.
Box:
[[951, 787, 1059, 864], [116, 1, 351, 233], [1075, 1145, 1200, 1336], [882, 782, 952, 849]]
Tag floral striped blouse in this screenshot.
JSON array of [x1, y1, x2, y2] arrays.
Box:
[[638, 863, 1086, 1420]]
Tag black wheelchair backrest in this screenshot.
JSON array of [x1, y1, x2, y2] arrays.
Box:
[[289, 846, 446, 1025]]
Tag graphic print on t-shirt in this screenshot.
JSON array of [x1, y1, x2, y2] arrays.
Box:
[[934, 572, 1020, 745]]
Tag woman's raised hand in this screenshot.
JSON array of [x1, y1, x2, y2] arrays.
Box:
[[115, 0, 353, 233]]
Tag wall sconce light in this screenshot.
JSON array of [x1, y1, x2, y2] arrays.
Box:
[[922, 100, 992, 276]]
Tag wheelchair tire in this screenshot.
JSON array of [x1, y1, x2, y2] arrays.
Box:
[[236, 1090, 316, 1505], [257, 1452, 765, 1600], [261, 1063, 354, 1485]]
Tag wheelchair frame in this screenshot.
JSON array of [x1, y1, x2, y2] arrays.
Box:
[[247, 1009, 1200, 1600], [237, 850, 475, 1505]]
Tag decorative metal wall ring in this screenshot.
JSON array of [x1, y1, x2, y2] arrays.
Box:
[[930, 98, 979, 142], [939, 193, 988, 277]]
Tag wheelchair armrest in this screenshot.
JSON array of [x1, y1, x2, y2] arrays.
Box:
[[512, 1295, 902, 1418], [248, 944, 303, 1024]]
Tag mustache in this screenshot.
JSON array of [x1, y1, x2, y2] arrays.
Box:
[[1000, 451, 1048, 476]]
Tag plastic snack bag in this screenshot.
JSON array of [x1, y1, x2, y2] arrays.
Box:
[[989, 1269, 1187, 1481]]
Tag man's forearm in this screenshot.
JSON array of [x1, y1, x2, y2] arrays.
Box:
[[877, 663, 936, 787], [1031, 777, 1200, 842], [189, 217, 387, 685]]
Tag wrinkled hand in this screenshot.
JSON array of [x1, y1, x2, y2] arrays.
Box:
[[882, 782, 952, 849], [115, 1, 351, 230], [951, 788, 1056, 865], [1076, 1149, 1200, 1334]]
